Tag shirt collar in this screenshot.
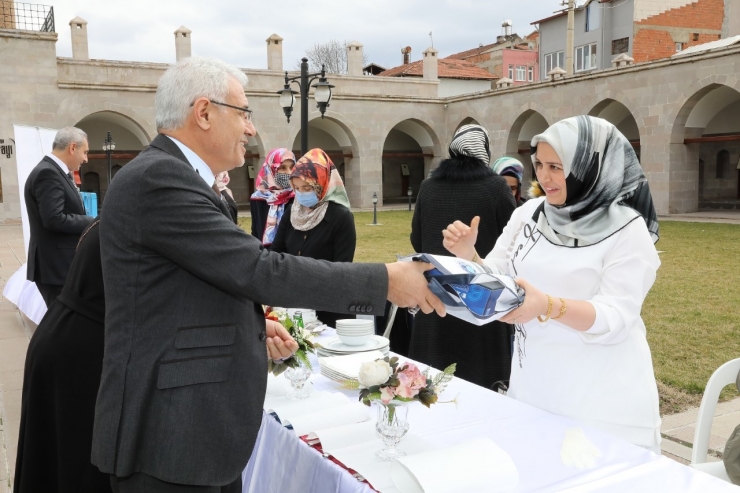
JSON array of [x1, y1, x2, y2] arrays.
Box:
[[46, 153, 70, 175], [165, 136, 215, 188]]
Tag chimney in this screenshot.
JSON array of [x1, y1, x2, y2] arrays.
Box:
[[503, 19, 513, 37], [423, 47, 438, 80], [548, 67, 567, 81], [69, 17, 89, 60], [496, 35, 506, 43], [266, 33, 283, 71], [174, 26, 192, 61], [496, 77, 514, 89], [0, 2, 16, 29], [612, 53, 634, 68], [347, 40, 363, 76], [401, 46, 411, 65]]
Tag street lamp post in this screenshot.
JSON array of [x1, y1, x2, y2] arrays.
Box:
[[372, 192, 378, 225], [277, 57, 334, 156], [407, 186, 413, 211], [102, 130, 115, 191]]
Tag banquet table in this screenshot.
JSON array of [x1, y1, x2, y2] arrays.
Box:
[[242, 328, 738, 493]]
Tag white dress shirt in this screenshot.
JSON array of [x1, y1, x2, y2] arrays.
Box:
[[165, 136, 215, 188], [46, 153, 71, 175]]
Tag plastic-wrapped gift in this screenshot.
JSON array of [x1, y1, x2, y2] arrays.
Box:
[[399, 253, 525, 326]]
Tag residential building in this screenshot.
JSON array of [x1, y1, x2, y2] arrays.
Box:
[[377, 56, 497, 97]]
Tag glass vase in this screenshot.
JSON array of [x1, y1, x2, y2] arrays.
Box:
[[374, 401, 410, 461], [284, 361, 311, 400]]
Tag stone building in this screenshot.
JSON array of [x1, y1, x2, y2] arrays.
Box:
[[1, 8, 740, 222]]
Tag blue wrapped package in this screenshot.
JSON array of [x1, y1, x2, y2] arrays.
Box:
[[399, 253, 525, 326], [80, 192, 98, 217]]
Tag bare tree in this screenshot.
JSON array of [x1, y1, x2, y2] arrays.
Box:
[[296, 40, 369, 74]]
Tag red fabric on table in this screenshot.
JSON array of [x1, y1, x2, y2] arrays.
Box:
[[299, 435, 378, 492]]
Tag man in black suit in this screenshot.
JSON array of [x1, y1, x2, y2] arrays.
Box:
[[24, 127, 95, 306], [93, 57, 444, 493]]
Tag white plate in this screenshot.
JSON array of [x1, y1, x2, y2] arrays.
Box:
[[321, 335, 389, 354]]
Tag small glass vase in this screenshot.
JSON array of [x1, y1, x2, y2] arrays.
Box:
[[284, 361, 311, 400], [374, 401, 410, 461]]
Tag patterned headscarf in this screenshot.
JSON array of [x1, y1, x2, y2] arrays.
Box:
[[251, 148, 297, 245], [215, 171, 230, 191], [492, 157, 525, 203], [448, 124, 491, 165], [530, 115, 659, 247], [289, 148, 351, 231]]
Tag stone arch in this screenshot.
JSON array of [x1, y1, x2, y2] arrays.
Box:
[[505, 108, 551, 185], [68, 103, 153, 144], [454, 117, 481, 132], [381, 118, 443, 205], [231, 131, 266, 210], [668, 81, 740, 212], [588, 97, 642, 159], [584, 90, 644, 130]]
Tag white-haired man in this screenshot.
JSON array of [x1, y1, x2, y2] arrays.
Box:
[[93, 57, 444, 492], [24, 126, 94, 306]]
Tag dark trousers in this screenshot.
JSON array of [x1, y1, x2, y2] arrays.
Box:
[[110, 472, 242, 493], [35, 282, 63, 308]]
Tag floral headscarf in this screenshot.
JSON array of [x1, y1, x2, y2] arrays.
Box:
[[289, 149, 351, 231], [251, 148, 297, 245]]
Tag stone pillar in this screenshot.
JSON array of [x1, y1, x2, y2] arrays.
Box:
[[69, 16, 89, 60], [423, 47, 438, 81], [0, 1, 15, 29], [266, 33, 283, 71], [347, 41, 363, 76], [175, 26, 192, 62]]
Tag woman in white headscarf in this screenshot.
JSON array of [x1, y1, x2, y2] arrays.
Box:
[[442, 116, 662, 453]]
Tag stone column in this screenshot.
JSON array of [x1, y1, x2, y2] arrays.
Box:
[[175, 26, 192, 61], [0, 1, 15, 29], [266, 34, 283, 71], [347, 41, 363, 76], [423, 47, 439, 80], [69, 16, 89, 60]]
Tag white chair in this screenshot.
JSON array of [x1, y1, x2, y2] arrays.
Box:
[[690, 357, 740, 482]]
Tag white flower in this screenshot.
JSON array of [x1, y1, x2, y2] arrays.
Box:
[[357, 360, 393, 388]]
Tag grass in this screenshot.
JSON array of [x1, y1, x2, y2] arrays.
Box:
[[240, 213, 740, 415]]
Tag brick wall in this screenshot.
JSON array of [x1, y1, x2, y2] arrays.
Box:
[[0, 1, 15, 29], [633, 0, 724, 62]]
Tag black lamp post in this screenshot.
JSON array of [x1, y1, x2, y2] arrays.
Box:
[[102, 130, 115, 189], [277, 57, 334, 156], [407, 186, 413, 211], [372, 192, 378, 225]]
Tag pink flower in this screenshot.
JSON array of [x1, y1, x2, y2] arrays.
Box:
[[395, 363, 426, 399], [380, 385, 396, 404]]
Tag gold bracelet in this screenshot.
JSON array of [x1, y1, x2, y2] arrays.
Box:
[[537, 294, 553, 323], [552, 298, 567, 320], [471, 251, 480, 263]]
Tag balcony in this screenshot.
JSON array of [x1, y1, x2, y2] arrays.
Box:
[[0, 2, 54, 32]]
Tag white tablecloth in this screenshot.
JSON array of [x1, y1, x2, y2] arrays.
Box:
[[243, 329, 738, 493]]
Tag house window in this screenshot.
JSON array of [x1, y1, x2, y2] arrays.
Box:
[[508, 64, 514, 79], [516, 65, 526, 81], [575, 43, 597, 72], [675, 42, 684, 52], [544, 51, 565, 75], [528, 66, 534, 82], [586, 3, 601, 32], [611, 37, 629, 55], [693, 33, 700, 41]]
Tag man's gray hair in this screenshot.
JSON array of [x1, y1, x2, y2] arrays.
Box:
[[52, 127, 88, 150], [155, 57, 249, 131]]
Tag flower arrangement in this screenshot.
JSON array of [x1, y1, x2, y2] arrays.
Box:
[[265, 308, 315, 376], [347, 356, 456, 408]]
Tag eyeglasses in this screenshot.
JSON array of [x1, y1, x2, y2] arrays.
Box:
[[190, 99, 253, 122]]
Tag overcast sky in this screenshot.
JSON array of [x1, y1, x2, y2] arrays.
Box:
[[48, 0, 561, 71]]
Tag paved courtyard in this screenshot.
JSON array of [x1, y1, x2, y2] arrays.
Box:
[[0, 219, 737, 489]]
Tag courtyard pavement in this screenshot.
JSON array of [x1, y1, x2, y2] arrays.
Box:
[[1, 213, 739, 489]]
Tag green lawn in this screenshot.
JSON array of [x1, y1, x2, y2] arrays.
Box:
[[240, 213, 740, 414]]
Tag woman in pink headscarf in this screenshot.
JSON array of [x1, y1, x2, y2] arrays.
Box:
[[215, 171, 238, 224], [249, 148, 296, 245]]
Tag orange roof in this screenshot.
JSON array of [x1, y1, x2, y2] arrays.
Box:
[[446, 42, 500, 60], [377, 58, 498, 80], [526, 30, 539, 41]]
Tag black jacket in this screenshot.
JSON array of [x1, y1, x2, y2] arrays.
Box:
[[24, 156, 94, 285]]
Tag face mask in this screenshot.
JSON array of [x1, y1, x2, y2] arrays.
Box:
[[295, 190, 319, 208], [275, 173, 291, 190]]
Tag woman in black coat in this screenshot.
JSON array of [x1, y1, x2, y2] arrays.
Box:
[[408, 124, 516, 389], [14, 220, 111, 492], [270, 148, 356, 328]]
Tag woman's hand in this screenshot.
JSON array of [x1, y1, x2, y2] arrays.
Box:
[[265, 319, 299, 361], [442, 216, 480, 260], [501, 278, 548, 325]]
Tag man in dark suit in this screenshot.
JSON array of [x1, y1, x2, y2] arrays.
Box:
[[93, 56, 443, 493], [24, 127, 95, 306]]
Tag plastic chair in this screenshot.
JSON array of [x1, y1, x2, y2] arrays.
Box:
[[690, 357, 740, 482]]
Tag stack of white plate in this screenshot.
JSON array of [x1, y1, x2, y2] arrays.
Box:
[[316, 335, 390, 359], [319, 350, 388, 382], [335, 319, 374, 346]]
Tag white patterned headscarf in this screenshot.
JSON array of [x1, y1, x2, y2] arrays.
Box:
[[448, 124, 491, 165], [530, 115, 659, 247]]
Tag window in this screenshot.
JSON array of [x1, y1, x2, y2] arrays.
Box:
[[516, 65, 526, 81], [528, 66, 534, 82], [717, 150, 729, 179], [544, 51, 565, 75], [586, 3, 601, 32], [508, 65, 514, 79], [693, 33, 700, 41], [611, 37, 629, 55], [675, 42, 684, 52], [575, 43, 597, 71]]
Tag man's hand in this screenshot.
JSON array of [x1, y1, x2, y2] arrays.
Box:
[[385, 261, 446, 317], [265, 319, 299, 361]]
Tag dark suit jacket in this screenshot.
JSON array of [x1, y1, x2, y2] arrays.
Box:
[[92, 134, 388, 486], [24, 156, 94, 285]]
